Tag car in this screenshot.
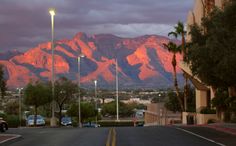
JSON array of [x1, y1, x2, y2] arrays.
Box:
[[27, 115, 45, 126], [0, 117, 8, 132], [61, 117, 72, 126], [82, 122, 100, 128]]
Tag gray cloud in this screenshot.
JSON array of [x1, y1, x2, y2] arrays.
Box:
[[0, 0, 194, 52]]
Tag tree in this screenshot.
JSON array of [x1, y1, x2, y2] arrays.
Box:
[[67, 102, 96, 122], [54, 77, 77, 126], [187, 1, 236, 94], [211, 88, 229, 120], [168, 21, 190, 112], [165, 91, 182, 113], [24, 81, 51, 126], [5, 101, 19, 115], [168, 21, 187, 60], [187, 2, 236, 120], [165, 88, 196, 113], [163, 42, 184, 111], [0, 65, 7, 109]]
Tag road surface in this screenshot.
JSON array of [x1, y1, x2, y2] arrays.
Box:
[[4, 126, 236, 146]]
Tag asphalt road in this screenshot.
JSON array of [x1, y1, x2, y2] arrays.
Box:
[[4, 126, 236, 146]]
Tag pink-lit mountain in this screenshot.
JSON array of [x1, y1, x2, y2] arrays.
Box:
[[0, 32, 183, 89]]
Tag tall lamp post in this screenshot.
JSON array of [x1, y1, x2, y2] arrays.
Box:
[[94, 80, 97, 124], [116, 59, 119, 121], [17, 87, 23, 127], [78, 54, 84, 128], [158, 93, 161, 125], [49, 8, 57, 127]]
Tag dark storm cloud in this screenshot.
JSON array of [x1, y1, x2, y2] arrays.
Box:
[[0, 0, 194, 52]]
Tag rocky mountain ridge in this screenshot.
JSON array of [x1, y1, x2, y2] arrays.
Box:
[[0, 32, 183, 89]]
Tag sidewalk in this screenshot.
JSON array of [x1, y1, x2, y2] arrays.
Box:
[[178, 123, 236, 136], [0, 134, 21, 146], [205, 123, 236, 136]]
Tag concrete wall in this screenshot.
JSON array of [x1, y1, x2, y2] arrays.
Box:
[[196, 113, 218, 124], [196, 89, 208, 112], [144, 103, 181, 126]]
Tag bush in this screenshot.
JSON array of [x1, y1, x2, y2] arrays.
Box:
[[72, 117, 78, 127], [207, 119, 217, 124], [6, 115, 20, 128], [0, 112, 6, 119], [230, 116, 236, 123], [45, 118, 51, 126], [98, 121, 134, 127], [200, 107, 216, 114]]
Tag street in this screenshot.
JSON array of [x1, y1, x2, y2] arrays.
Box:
[[4, 126, 236, 146]]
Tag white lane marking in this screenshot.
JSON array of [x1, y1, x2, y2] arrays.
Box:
[[176, 127, 226, 146], [0, 134, 21, 144]]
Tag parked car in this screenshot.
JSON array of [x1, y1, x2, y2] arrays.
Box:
[[27, 115, 45, 126], [61, 117, 72, 126], [82, 122, 100, 128], [0, 117, 8, 132]]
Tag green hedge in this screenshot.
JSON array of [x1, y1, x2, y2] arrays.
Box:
[[200, 107, 216, 114], [98, 121, 135, 127], [6, 115, 20, 128], [0, 112, 7, 119]]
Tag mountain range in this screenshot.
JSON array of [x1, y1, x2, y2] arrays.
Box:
[[0, 32, 183, 89]]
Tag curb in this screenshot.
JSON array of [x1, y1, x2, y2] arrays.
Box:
[[205, 125, 236, 136], [0, 134, 22, 146]]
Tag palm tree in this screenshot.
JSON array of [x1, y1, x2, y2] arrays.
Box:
[[168, 21, 189, 112], [168, 21, 187, 60], [163, 42, 184, 111]]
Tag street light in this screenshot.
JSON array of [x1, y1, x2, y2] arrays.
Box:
[[94, 80, 97, 124], [17, 87, 23, 127], [158, 93, 161, 125], [116, 59, 119, 121], [78, 54, 84, 128], [49, 8, 57, 127]]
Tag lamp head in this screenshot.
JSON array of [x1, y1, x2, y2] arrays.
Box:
[[49, 8, 56, 16], [80, 54, 85, 58]]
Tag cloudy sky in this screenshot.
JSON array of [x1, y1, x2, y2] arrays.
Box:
[[0, 0, 194, 52]]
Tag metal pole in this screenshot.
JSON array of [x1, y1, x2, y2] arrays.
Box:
[[49, 8, 56, 127], [94, 80, 97, 124], [78, 56, 81, 128], [116, 59, 119, 121], [17, 88, 23, 127], [158, 94, 161, 125]]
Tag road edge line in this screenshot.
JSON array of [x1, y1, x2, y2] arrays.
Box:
[[176, 127, 226, 146], [0, 134, 22, 145]]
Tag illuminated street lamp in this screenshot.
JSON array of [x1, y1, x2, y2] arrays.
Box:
[[116, 59, 119, 121], [17, 87, 23, 127], [78, 54, 84, 128], [94, 80, 97, 124], [49, 8, 57, 127]]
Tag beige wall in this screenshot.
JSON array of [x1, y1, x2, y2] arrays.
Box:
[[196, 89, 208, 112], [144, 103, 181, 126]]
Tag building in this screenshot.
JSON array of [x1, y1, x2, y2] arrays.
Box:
[[144, 103, 181, 126], [180, 0, 230, 124]]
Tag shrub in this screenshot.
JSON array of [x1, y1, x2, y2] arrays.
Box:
[[6, 115, 20, 128], [200, 107, 216, 114], [72, 117, 78, 127], [0, 112, 6, 119], [207, 119, 217, 124], [98, 121, 135, 127]]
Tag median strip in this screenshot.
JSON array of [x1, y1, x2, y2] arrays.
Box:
[[106, 128, 116, 146]]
